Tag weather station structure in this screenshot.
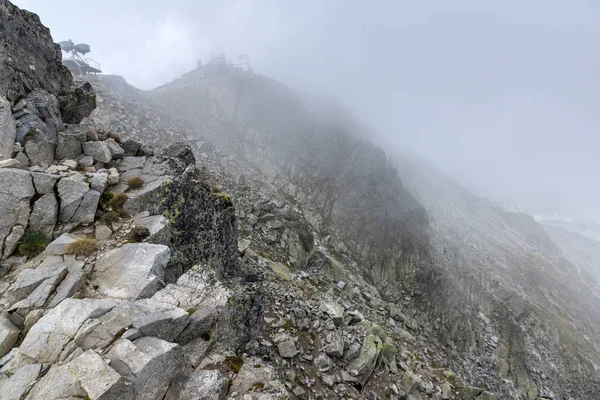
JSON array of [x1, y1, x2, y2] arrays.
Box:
[[59, 39, 102, 76], [180, 53, 252, 80], [154, 53, 253, 90]]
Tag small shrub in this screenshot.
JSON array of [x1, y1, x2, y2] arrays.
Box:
[[128, 226, 150, 242], [75, 162, 87, 172], [226, 356, 244, 374], [215, 191, 232, 204], [18, 231, 48, 258], [23, 129, 38, 144], [101, 211, 120, 223], [211, 186, 232, 205], [86, 130, 98, 141], [126, 176, 144, 190], [66, 238, 99, 257], [200, 331, 212, 341], [99, 192, 115, 211], [187, 308, 197, 315], [282, 319, 294, 331], [107, 131, 122, 143], [251, 382, 265, 390], [107, 192, 128, 210]]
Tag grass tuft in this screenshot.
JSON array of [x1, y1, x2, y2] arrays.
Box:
[[108, 192, 128, 210], [126, 176, 144, 190], [23, 129, 38, 144], [283, 319, 295, 331], [86, 130, 98, 141], [107, 131, 122, 142], [66, 238, 99, 257], [226, 356, 244, 374], [18, 231, 48, 258], [101, 211, 121, 223], [127, 226, 150, 242]]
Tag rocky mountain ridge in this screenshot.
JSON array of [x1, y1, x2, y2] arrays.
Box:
[[0, 1, 599, 399]]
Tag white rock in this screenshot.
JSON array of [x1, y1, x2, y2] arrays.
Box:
[[0, 169, 34, 251], [31, 172, 59, 194], [11, 298, 116, 368], [2, 224, 24, 259], [320, 299, 344, 326], [83, 141, 112, 163], [71, 188, 101, 223], [44, 232, 79, 255], [95, 224, 112, 240], [61, 159, 78, 169], [0, 158, 19, 168], [46, 260, 85, 307], [57, 174, 89, 222], [107, 337, 182, 400], [26, 363, 87, 400], [105, 138, 125, 159], [165, 369, 228, 400], [277, 338, 298, 358], [28, 192, 58, 238], [8, 263, 68, 310], [107, 167, 120, 184], [89, 171, 108, 192], [0, 314, 20, 357], [0, 363, 41, 400], [68, 350, 132, 399], [5, 262, 68, 306], [117, 156, 146, 172], [94, 243, 170, 300]]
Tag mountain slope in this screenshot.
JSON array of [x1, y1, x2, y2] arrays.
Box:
[[393, 148, 600, 398], [151, 71, 431, 294], [81, 62, 600, 399]]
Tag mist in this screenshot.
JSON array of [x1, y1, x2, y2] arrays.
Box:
[[14, 0, 600, 219]]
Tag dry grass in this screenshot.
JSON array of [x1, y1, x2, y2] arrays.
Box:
[[86, 130, 98, 141], [107, 131, 122, 143], [108, 192, 128, 210], [66, 238, 99, 257], [127, 176, 144, 190], [101, 211, 121, 223]]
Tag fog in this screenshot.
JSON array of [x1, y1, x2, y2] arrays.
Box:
[[14, 0, 600, 219]]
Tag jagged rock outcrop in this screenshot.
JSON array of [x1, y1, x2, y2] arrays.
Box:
[[58, 81, 97, 124], [0, 0, 95, 165], [132, 164, 239, 280], [0, 0, 72, 103], [154, 73, 430, 295]]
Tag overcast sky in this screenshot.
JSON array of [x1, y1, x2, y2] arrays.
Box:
[[14, 0, 600, 218]]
